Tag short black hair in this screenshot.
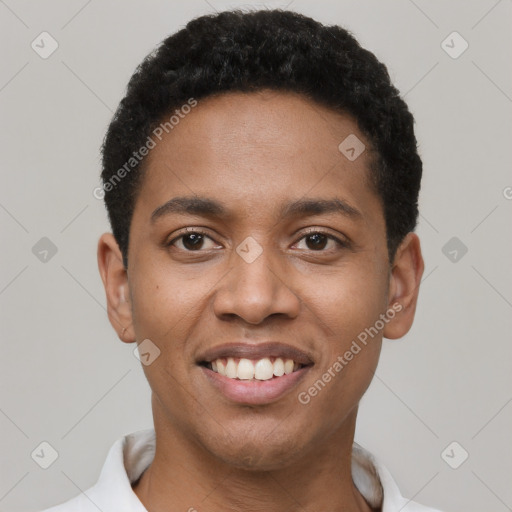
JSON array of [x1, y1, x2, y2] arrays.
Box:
[[100, 8, 422, 268]]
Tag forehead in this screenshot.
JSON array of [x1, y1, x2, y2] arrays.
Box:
[[147, 90, 370, 165], [133, 89, 382, 226]]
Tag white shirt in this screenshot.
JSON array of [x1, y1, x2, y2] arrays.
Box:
[[39, 428, 443, 512]]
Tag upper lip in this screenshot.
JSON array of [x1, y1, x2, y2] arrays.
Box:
[[197, 342, 314, 366]]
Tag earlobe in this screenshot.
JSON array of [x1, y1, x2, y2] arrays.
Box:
[[383, 232, 424, 340], [97, 232, 135, 343]]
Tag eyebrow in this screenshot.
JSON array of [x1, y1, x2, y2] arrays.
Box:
[[150, 196, 363, 224]]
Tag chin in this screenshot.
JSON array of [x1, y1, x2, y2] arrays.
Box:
[[199, 422, 312, 472], [214, 443, 301, 472]]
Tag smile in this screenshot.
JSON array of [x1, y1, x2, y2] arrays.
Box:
[[204, 357, 304, 381], [197, 341, 314, 404]]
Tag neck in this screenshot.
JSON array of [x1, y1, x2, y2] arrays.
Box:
[[133, 402, 373, 512]]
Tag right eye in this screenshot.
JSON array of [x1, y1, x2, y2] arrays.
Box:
[[166, 229, 222, 252]]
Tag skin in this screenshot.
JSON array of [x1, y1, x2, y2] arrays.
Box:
[[98, 89, 424, 512]]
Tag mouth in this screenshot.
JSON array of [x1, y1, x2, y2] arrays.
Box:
[[200, 356, 306, 381], [197, 342, 314, 404]]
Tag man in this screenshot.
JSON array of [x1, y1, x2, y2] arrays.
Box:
[[42, 8, 444, 512]]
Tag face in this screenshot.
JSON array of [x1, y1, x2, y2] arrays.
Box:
[[98, 89, 423, 470]]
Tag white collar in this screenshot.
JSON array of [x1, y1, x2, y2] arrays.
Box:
[[42, 428, 442, 512]]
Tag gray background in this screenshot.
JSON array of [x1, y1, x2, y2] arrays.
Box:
[[1, 1, 511, 511]]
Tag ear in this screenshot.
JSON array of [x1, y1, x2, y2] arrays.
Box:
[[97, 232, 135, 343], [383, 232, 425, 340]]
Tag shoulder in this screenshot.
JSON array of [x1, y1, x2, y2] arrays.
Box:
[[36, 429, 155, 512], [352, 442, 445, 512]]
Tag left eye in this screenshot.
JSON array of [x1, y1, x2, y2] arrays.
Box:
[[295, 232, 344, 251]]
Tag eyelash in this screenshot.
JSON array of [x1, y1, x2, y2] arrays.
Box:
[[165, 227, 349, 252]]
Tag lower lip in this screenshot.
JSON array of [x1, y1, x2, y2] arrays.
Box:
[[200, 366, 311, 405]]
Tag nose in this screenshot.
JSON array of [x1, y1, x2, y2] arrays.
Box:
[[212, 242, 301, 325]]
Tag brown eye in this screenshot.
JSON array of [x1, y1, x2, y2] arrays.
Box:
[[295, 230, 348, 252], [167, 229, 220, 251], [181, 233, 205, 250], [305, 233, 328, 250]]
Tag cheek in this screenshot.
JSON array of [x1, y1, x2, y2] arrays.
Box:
[[311, 264, 388, 341], [303, 259, 386, 406], [128, 261, 220, 388], [129, 258, 207, 338], [299, 293, 382, 426]]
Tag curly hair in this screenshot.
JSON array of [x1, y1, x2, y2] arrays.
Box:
[[100, 9, 422, 268]]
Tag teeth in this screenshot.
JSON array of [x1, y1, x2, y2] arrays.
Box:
[[216, 359, 226, 376], [237, 358, 254, 380], [284, 359, 294, 375], [225, 357, 237, 379], [209, 357, 302, 380], [273, 357, 285, 377], [254, 358, 273, 380]]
